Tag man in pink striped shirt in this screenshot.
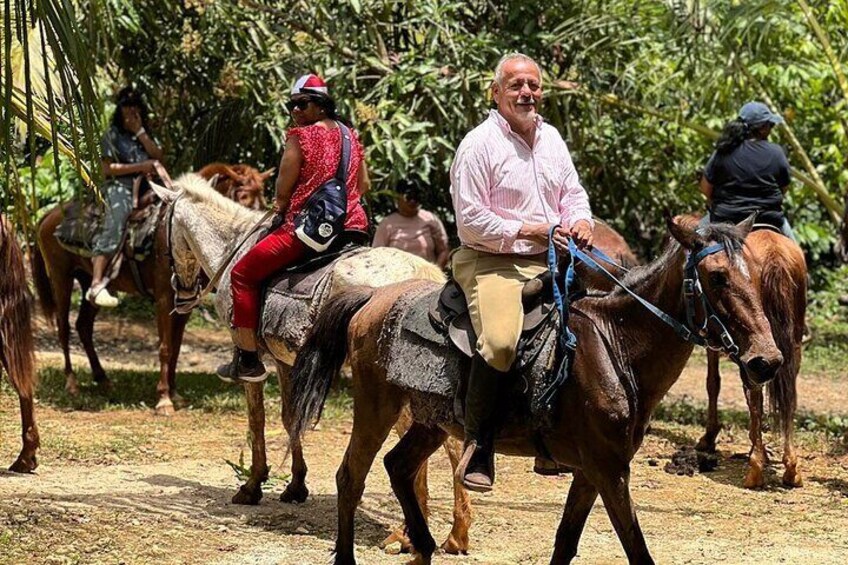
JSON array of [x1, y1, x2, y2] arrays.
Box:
[[450, 53, 594, 493]]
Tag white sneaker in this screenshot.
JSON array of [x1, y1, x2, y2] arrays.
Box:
[[86, 285, 120, 308]]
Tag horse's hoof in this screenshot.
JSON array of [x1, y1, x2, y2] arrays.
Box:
[[782, 470, 803, 488], [65, 378, 80, 397], [170, 393, 188, 409], [279, 482, 309, 504], [8, 455, 37, 473], [154, 399, 175, 417], [694, 437, 717, 453], [440, 533, 468, 555], [232, 485, 262, 505], [381, 528, 413, 554], [744, 468, 765, 489], [405, 554, 431, 565]]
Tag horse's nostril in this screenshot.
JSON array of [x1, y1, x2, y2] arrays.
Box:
[[746, 355, 781, 382]]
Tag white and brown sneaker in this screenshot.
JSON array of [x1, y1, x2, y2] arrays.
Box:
[[86, 284, 119, 308]]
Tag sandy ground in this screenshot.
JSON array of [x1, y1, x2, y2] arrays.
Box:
[[1, 318, 847, 564]]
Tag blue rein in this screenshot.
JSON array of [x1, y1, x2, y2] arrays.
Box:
[[544, 228, 740, 401]]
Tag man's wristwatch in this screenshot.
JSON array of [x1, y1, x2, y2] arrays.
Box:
[[134, 127, 146, 138]]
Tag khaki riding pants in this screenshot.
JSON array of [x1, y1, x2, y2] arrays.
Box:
[[452, 246, 547, 372]]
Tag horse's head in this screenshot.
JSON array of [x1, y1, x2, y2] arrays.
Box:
[[667, 214, 782, 385], [208, 164, 273, 210]]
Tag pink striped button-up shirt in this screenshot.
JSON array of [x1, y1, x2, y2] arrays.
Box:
[[450, 109, 593, 255]]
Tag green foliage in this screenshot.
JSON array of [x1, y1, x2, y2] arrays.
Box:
[[3, 148, 85, 220], [5, 0, 848, 271]]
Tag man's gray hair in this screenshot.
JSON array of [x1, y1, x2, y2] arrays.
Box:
[[493, 53, 542, 86]]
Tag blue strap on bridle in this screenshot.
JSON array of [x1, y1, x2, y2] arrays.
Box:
[[540, 226, 578, 408]]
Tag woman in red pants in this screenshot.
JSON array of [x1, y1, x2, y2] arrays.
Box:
[[217, 74, 370, 383]]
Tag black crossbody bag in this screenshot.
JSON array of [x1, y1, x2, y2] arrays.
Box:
[[293, 122, 351, 252]]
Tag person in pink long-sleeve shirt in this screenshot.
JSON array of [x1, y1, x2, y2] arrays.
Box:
[[450, 53, 595, 493]]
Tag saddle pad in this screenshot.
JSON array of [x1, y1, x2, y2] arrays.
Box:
[[265, 246, 368, 300], [54, 201, 104, 257], [383, 286, 462, 399], [54, 200, 162, 261]]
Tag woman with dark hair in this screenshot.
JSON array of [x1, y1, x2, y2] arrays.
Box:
[[700, 101, 795, 240], [217, 74, 371, 383], [88, 87, 165, 307]]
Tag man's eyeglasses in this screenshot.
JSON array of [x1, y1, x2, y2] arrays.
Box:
[[285, 99, 312, 112]]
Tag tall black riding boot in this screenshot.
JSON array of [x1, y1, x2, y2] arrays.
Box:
[[457, 354, 503, 493]]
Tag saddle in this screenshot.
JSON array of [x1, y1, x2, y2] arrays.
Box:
[[427, 276, 556, 368], [54, 199, 162, 262]]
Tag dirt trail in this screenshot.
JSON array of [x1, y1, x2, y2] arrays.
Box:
[[0, 319, 846, 564]]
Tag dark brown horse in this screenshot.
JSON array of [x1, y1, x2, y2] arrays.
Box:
[[31, 164, 270, 415], [695, 229, 806, 488], [288, 216, 783, 564], [0, 216, 39, 471]]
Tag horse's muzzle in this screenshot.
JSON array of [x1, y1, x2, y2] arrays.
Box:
[[745, 354, 783, 385]]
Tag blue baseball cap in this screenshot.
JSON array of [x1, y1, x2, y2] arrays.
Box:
[[738, 101, 784, 127]]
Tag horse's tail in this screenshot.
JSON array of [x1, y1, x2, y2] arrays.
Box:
[[0, 219, 37, 395], [762, 245, 806, 437], [288, 286, 376, 441], [30, 233, 56, 326]]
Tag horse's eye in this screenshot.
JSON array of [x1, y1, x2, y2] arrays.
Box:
[[708, 271, 728, 288]]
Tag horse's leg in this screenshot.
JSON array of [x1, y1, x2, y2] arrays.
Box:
[[334, 386, 402, 565], [695, 351, 721, 452], [166, 312, 189, 408], [743, 382, 767, 489], [1, 354, 40, 473], [54, 274, 79, 395], [384, 423, 447, 565], [232, 382, 268, 505], [591, 464, 654, 565], [75, 291, 109, 391], [782, 346, 802, 488], [440, 436, 471, 555], [277, 363, 309, 504], [550, 470, 599, 564], [381, 407, 426, 554], [153, 295, 187, 415]]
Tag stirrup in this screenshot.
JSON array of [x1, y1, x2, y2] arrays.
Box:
[[86, 284, 119, 308], [455, 441, 494, 493]]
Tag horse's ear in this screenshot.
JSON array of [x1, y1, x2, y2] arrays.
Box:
[[208, 173, 221, 187], [735, 213, 757, 238], [666, 211, 702, 250], [260, 168, 275, 181], [149, 181, 181, 204]]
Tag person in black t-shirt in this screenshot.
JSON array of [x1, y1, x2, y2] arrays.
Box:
[[699, 101, 796, 242]]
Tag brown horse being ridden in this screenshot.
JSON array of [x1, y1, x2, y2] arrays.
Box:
[[694, 228, 806, 488], [31, 164, 272, 416], [0, 216, 39, 472], [288, 216, 784, 565]]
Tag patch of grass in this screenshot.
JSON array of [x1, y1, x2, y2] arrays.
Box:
[[35, 366, 281, 414], [805, 265, 848, 374]]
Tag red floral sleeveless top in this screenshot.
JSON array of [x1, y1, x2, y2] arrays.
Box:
[[283, 123, 368, 231]]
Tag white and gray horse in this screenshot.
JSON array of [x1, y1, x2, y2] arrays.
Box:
[[151, 174, 472, 554]]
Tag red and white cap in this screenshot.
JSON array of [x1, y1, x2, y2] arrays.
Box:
[[291, 74, 329, 97]]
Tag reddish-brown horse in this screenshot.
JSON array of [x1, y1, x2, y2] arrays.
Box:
[[0, 216, 39, 472], [288, 217, 784, 564], [197, 163, 273, 210], [695, 230, 806, 488], [31, 164, 270, 415]]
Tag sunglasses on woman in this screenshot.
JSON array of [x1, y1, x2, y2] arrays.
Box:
[[285, 98, 312, 112]]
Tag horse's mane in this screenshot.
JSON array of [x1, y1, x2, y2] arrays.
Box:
[[173, 172, 262, 231], [610, 222, 747, 296]]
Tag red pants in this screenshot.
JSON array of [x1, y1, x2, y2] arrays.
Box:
[[231, 226, 307, 330]]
